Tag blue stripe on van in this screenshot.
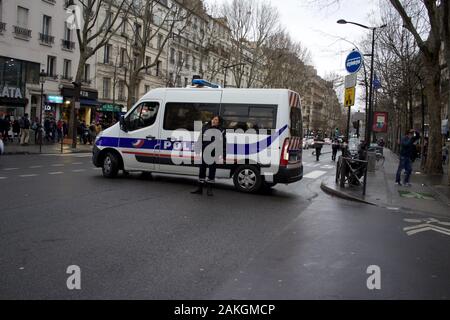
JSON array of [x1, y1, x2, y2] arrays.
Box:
[[96, 125, 288, 155]]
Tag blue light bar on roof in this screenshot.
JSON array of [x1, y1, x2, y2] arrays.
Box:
[[192, 79, 221, 88]]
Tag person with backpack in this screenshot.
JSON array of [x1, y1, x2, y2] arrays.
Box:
[[395, 129, 420, 186], [19, 113, 31, 145]]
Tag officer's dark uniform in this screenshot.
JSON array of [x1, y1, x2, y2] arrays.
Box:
[[191, 122, 227, 196]]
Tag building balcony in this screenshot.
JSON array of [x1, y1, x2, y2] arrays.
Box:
[[61, 75, 73, 82], [39, 33, 55, 46], [13, 26, 32, 40], [82, 79, 92, 86], [118, 95, 127, 102], [63, 0, 74, 9], [46, 74, 59, 81], [42, 0, 56, 5], [0, 22, 6, 33], [61, 39, 75, 51]]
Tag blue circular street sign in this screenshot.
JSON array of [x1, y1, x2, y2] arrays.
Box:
[[345, 50, 363, 74]]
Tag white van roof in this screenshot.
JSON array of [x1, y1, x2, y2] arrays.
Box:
[[140, 88, 298, 106]]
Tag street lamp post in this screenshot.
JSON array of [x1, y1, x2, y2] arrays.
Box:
[[337, 20, 386, 145], [39, 70, 47, 153]]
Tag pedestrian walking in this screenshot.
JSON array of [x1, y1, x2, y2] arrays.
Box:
[[191, 115, 227, 196], [313, 135, 324, 161], [395, 129, 420, 187], [331, 138, 340, 161], [89, 122, 97, 144], [12, 119, 20, 142], [19, 113, 31, 145]]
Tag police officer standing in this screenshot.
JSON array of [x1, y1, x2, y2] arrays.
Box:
[[191, 115, 227, 196]]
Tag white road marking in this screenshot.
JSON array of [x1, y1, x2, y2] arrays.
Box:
[[48, 172, 64, 175], [3, 168, 19, 171], [29, 165, 43, 169], [320, 165, 335, 169], [0, 177, 7, 180], [303, 170, 327, 179], [19, 174, 38, 178], [51, 164, 64, 167], [72, 169, 86, 172], [72, 162, 83, 165], [403, 218, 450, 237]]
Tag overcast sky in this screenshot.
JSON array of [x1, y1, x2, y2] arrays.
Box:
[[206, 0, 383, 110]]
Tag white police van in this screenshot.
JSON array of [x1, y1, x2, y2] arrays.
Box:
[[93, 80, 303, 193]]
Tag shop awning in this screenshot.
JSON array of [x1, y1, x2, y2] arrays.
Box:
[[80, 98, 101, 106]]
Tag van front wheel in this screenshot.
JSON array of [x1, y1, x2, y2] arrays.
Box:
[[233, 165, 262, 193], [102, 152, 119, 178]]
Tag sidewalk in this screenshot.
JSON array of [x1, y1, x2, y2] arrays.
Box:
[[321, 148, 450, 218], [2, 139, 93, 155]]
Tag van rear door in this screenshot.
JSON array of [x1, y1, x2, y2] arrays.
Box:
[[288, 91, 303, 164]]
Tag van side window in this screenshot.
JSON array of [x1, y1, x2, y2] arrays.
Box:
[[164, 103, 220, 131], [126, 101, 159, 131], [290, 107, 302, 137], [221, 104, 277, 131]]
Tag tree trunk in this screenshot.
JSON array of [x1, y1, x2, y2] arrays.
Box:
[[69, 55, 87, 148], [422, 58, 443, 174], [127, 73, 138, 110]]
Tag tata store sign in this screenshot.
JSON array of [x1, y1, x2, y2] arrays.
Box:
[[345, 50, 363, 74]]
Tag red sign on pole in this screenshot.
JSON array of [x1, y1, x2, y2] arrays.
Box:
[[373, 112, 388, 132]]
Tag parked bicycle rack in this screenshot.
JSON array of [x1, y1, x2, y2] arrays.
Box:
[[335, 156, 369, 196]]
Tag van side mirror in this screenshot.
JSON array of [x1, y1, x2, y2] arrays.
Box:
[[120, 115, 128, 132]]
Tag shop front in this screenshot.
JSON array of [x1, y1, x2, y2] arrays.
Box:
[[0, 56, 39, 120], [61, 86, 99, 125], [95, 103, 126, 129]]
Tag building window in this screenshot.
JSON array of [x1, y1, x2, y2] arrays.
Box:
[[64, 22, 71, 41], [170, 48, 175, 64], [83, 64, 90, 83], [192, 57, 196, 71], [103, 78, 111, 99], [104, 44, 112, 64], [63, 59, 71, 79], [184, 77, 188, 87], [120, 48, 127, 67], [17, 6, 29, 28], [47, 55, 56, 77], [42, 15, 51, 35], [118, 80, 125, 101], [157, 34, 163, 49], [121, 17, 126, 34], [144, 84, 150, 93], [156, 60, 161, 76], [177, 51, 183, 67], [145, 56, 151, 74]]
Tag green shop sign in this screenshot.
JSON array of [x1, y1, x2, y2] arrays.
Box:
[[100, 104, 122, 112]]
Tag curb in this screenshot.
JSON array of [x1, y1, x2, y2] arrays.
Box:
[[320, 180, 377, 206], [3, 150, 92, 155]]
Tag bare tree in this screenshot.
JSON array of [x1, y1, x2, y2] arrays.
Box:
[[122, 0, 201, 108], [71, 0, 131, 147], [389, 0, 444, 174]]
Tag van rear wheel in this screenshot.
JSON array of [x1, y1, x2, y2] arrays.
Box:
[[102, 152, 119, 178], [233, 165, 262, 193]]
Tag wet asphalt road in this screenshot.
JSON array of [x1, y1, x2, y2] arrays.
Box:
[[0, 146, 449, 299]]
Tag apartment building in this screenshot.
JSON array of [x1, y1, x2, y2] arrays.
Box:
[[0, 0, 98, 124]]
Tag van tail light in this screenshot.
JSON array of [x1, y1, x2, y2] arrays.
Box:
[[280, 138, 290, 166]]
